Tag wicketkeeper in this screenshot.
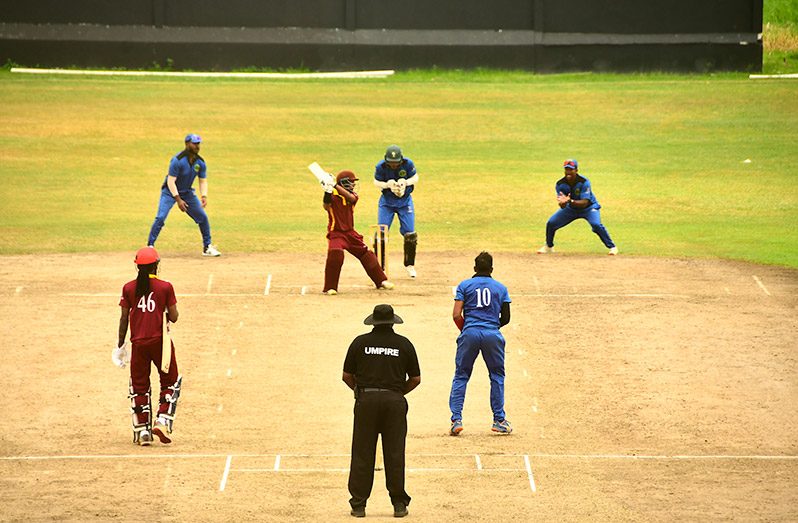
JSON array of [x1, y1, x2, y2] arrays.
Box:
[[373, 145, 419, 278]]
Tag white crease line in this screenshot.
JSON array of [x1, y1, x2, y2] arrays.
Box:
[[63, 291, 690, 299], [219, 455, 233, 491], [475, 454, 482, 470], [530, 454, 798, 460], [264, 274, 272, 295], [513, 293, 688, 298], [236, 467, 526, 473], [206, 274, 214, 294], [274, 454, 281, 471], [752, 275, 771, 296], [63, 293, 268, 297], [524, 455, 537, 492], [3, 452, 797, 462], [237, 467, 350, 473]]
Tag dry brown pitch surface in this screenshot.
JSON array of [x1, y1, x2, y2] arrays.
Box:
[[1, 252, 796, 521]]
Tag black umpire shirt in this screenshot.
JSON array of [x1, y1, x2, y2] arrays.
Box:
[[343, 325, 420, 392]]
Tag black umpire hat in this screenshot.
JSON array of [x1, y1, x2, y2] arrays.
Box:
[[364, 304, 404, 325]]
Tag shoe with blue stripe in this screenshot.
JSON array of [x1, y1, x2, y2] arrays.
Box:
[[491, 419, 513, 434]]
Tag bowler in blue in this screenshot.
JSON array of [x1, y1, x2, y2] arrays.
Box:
[[448, 251, 513, 436], [147, 133, 221, 257]]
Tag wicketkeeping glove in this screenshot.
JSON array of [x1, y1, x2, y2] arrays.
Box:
[[112, 342, 129, 368], [392, 179, 406, 197]]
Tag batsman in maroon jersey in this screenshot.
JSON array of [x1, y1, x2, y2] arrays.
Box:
[[115, 246, 182, 446], [322, 170, 395, 295]]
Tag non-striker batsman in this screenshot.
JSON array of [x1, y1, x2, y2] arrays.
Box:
[[115, 247, 183, 446]]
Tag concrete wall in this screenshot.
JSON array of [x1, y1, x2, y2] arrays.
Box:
[[0, 0, 763, 72]]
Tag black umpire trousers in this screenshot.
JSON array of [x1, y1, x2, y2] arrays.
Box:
[[348, 390, 411, 509]]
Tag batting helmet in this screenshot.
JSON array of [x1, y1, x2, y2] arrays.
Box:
[[563, 159, 578, 170], [384, 145, 403, 163], [135, 246, 160, 265], [336, 170, 358, 191]]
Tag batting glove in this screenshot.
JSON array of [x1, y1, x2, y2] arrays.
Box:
[[112, 342, 129, 368], [322, 180, 335, 193]]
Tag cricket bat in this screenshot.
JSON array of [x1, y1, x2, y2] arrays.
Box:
[[308, 162, 335, 186], [161, 312, 172, 373]]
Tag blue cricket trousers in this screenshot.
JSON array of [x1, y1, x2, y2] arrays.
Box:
[[147, 189, 212, 248], [449, 327, 506, 422], [545, 206, 615, 249]]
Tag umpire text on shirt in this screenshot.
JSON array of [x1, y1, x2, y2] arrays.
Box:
[[342, 304, 421, 518]]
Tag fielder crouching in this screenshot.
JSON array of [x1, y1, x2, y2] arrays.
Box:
[[114, 247, 183, 446]]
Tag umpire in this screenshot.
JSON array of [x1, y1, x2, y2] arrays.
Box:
[[342, 304, 421, 518]]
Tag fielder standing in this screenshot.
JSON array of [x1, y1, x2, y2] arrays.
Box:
[[343, 304, 421, 518], [373, 145, 419, 278], [322, 170, 395, 295], [449, 252, 513, 436], [537, 159, 618, 255], [147, 133, 222, 257], [114, 247, 183, 446]]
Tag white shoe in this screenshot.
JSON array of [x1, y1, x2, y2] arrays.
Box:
[[138, 431, 153, 446], [203, 244, 221, 257], [380, 280, 395, 290], [405, 265, 417, 278], [608, 247, 619, 256], [323, 289, 337, 296], [537, 245, 554, 254]]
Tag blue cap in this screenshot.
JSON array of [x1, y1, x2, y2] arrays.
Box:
[[563, 159, 578, 170], [185, 133, 202, 144]]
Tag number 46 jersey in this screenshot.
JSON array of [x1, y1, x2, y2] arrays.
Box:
[[455, 275, 511, 331], [120, 276, 177, 344]]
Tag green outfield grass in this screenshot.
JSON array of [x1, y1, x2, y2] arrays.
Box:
[[0, 70, 796, 267]]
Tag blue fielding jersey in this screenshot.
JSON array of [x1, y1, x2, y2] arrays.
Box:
[[374, 157, 416, 203], [455, 275, 511, 331], [555, 174, 600, 210], [163, 151, 207, 194]]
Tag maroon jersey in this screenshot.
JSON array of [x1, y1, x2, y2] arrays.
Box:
[[327, 189, 359, 234], [119, 275, 177, 343]]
